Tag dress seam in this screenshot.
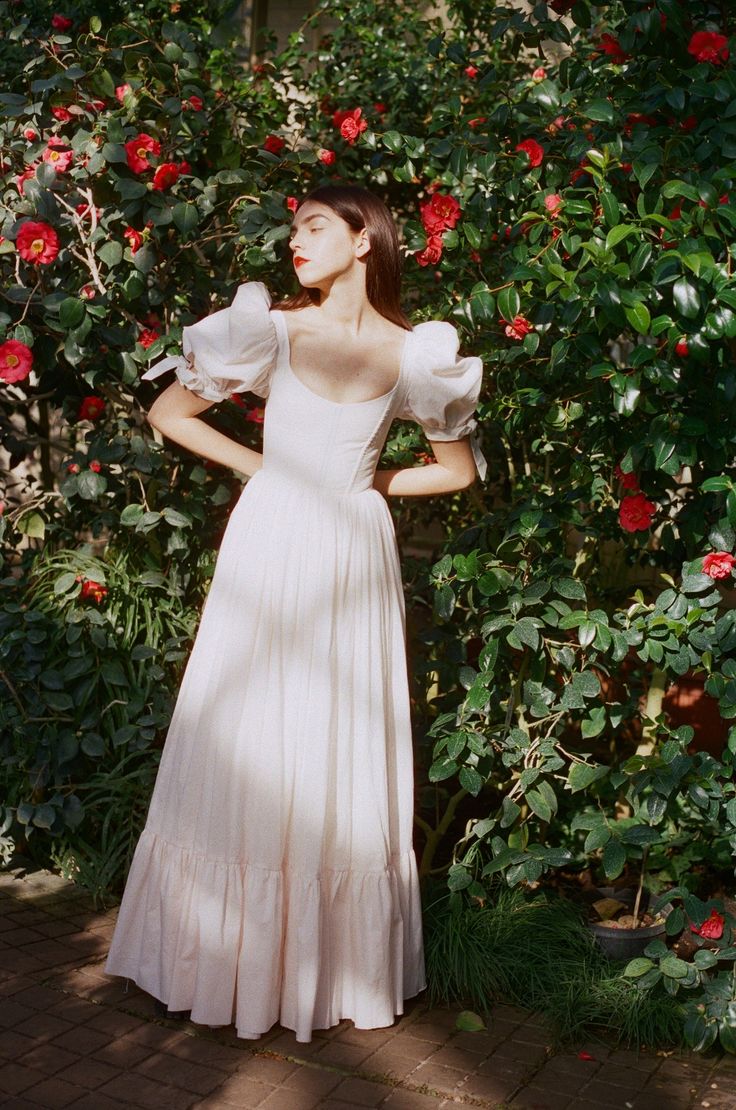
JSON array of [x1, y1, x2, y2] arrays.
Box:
[[142, 828, 415, 873]]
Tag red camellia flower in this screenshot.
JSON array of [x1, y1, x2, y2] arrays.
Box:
[[675, 338, 689, 358], [80, 284, 96, 300], [152, 162, 180, 191], [318, 148, 336, 165], [549, 0, 575, 12], [500, 314, 534, 341], [244, 406, 265, 424], [43, 136, 74, 172], [373, 102, 387, 114], [179, 160, 191, 175], [51, 106, 72, 122], [23, 128, 38, 140], [85, 99, 106, 113], [532, 66, 547, 80], [688, 31, 729, 65], [599, 33, 630, 64], [415, 236, 444, 267], [0, 339, 33, 384], [468, 116, 487, 130], [115, 83, 132, 102], [680, 115, 698, 132], [263, 134, 286, 155], [51, 13, 72, 30], [702, 552, 736, 580], [420, 192, 462, 234], [139, 328, 160, 349], [690, 909, 725, 939], [464, 64, 478, 78], [17, 220, 60, 264], [339, 107, 368, 144], [614, 464, 639, 491], [619, 492, 656, 532], [125, 133, 161, 173], [89, 460, 102, 472], [185, 95, 203, 111], [123, 226, 142, 253], [79, 396, 105, 421], [286, 196, 299, 213], [544, 193, 563, 218], [79, 579, 108, 604], [515, 138, 544, 168]]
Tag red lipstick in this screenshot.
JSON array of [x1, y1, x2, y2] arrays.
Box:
[[293, 256, 308, 268]]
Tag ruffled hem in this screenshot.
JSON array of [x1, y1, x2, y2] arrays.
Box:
[[103, 827, 426, 1043]]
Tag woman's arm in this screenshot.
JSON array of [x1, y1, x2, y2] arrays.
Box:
[[372, 437, 477, 497], [146, 381, 264, 478]]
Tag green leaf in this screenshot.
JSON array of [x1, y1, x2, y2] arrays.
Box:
[[624, 302, 650, 334], [568, 762, 608, 793], [583, 99, 616, 124], [97, 240, 123, 267], [456, 1010, 486, 1032], [606, 224, 636, 249], [661, 955, 690, 979], [624, 957, 654, 978], [497, 286, 520, 321], [58, 297, 85, 329], [672, 277, 700, 319], [526, 788, 552, 823], [602, 837, 626, 879], [172, 203, 199, 234]]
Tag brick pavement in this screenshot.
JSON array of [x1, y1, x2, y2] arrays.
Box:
[[1, 865, 735, 1109]]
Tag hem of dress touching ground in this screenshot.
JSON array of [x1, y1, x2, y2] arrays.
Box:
[[139, 826, 420, 874], [104, 968, 428, 1043]]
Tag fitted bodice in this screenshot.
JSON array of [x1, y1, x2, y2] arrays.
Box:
[[264, 310, 409, 495], [140, 281, 486, 489]]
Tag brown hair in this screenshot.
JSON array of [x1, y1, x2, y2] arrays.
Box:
[[273, 184, 412, 331]]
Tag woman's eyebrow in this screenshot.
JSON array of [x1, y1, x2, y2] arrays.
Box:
[[290, 213, 331, 230]]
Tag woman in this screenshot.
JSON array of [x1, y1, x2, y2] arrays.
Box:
[[103, 183, 486, 1043]]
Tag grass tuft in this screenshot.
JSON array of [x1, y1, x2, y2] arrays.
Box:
[[422, 880, 684, 1049]]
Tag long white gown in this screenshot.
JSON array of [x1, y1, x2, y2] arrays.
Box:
[[103, 282, 484, 1043]]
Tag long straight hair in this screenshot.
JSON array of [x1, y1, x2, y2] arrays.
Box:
[[273, 184, 412, 331]]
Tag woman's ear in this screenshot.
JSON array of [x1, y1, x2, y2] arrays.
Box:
[[355, 227, 371, 259]]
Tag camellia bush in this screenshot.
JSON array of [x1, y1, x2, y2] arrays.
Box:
[[1, 0, 736, 1049]]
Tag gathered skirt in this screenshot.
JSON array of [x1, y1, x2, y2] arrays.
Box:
[[103, 468, 426, 1041]]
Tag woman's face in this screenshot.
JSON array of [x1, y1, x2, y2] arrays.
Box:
[[288, 200, 369, 288]]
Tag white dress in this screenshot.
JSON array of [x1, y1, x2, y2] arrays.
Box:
[[103, 282, 485, 1043]]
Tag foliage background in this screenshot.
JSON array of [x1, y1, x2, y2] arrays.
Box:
[[1, 0, 736, 1049]]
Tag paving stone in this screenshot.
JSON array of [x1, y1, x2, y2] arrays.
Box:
[[194, 1075, 275, 1107], [14, 1011, 76, 1042], [234, 1054, 301, 1085], [280, 1064, 345, 1096], [134, 1050, 231, 1096], [327, 1075, 392, 1106], [380, 1088, 446, 1107], [309, 1038, 380, 1068], [459, 1068, 524, 1101], [359, 1047, 421, 1081], [21, 1076, 89, 1107], [408, 1059, 468, 1094], [52, 1023, 115, 1056], [92, 1035, 159, 1069], [510, 1087, 573, 1109], [53, 1054, 122, 1090], [254, 1086, 326, 1109], [257, 1029, 326, 1058], [581, 1077, 649, 1105], [14, 1040, 82, 1076], [97, 1071, 200, 1109], [0, 1029, 37, 1059], [0, 1062, 50, 1096]]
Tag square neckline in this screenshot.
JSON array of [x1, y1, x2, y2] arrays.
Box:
[[271, 308, 412, 407]]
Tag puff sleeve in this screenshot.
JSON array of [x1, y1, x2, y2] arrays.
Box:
[[140, 281, 277, 402], [399, 320, 487, 481]]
